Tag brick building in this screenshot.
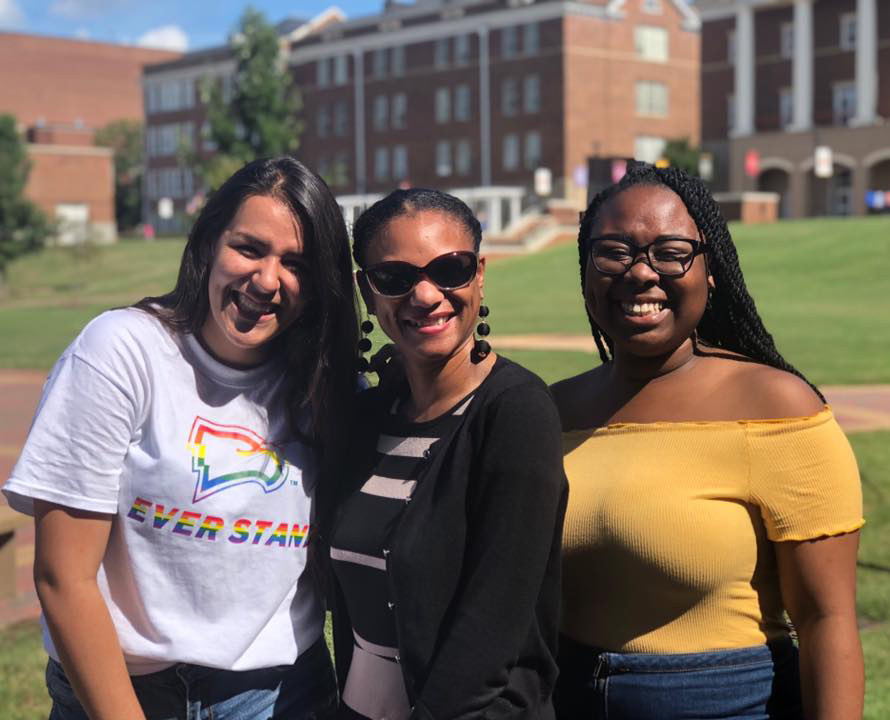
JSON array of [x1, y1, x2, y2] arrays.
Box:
[[698, 0, 890, 218], [143, 0, 699, 235], [0, 33, 180, 242]]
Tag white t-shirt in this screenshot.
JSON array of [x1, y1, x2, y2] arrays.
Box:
[[3, 308, 323, 675]]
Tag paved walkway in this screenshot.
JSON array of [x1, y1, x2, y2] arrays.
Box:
[[2, 364, 889, 628]]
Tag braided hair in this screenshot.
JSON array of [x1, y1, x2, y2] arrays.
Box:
[[577, 163, 823, 400]]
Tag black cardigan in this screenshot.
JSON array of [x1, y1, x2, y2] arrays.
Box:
[[325, 357, 568, 720]]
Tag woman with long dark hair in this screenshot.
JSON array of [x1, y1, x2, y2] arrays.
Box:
[[325, 188, 567, 719], [3, 157, 358, 719], [552, 164, 863, 719]]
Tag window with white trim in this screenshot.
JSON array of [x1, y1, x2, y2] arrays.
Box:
[[634, 26, 668, 62], [334, 101, 349, 136], [435, 38, 449, 69], [524, 131, 541, 170], [454, 84, 471, 122], [456, 139, 472, 176], [317, 58, 331, 87], [391, 46, 405, 76], [501, 77, 519, 116], [635, 81, 668, 116], [393, 145, 408, 180], [436, 141, 452, 176], [502, 133, 519, 171], [454, 34, 470, 66], [373, 95, 389, 131], [524, 74, 541, 114], [334, 55, 348, 86], [501, 26, 518, 58], [523, 23, 540, 55], [634, 135, 665, 164], [435, 87, 451, 123], [839, 13, 856, 51], [392, 93, 407, 129], [374, 147, 389, 181], [727, 94, 736, 133], [201, 122, 217, 151], [833, 82, 856, 125], [373, 48, 387, 78], [779, 88, 793, 127]]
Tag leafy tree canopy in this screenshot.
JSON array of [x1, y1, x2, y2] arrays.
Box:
[[95, 119, 144, 231], [0, 114, 51, 279], [197, 6, 303, 192], [662, 138, 702, 177]]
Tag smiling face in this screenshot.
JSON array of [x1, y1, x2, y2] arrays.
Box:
[[584, 184, 710, 361], [200, 194, 308, 367], [360, 209, 485, 366]]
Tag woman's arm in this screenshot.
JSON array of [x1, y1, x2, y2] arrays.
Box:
[[411, 385, 567, 719], [775, 532, 863, 720], [34, 501, 146, 720]]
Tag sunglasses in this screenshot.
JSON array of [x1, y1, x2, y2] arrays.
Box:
[[363, 251, 479, 298]]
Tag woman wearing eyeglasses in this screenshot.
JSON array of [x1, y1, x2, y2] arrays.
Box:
[[322, 188, 567, 720], [551, 165, 864, 719]]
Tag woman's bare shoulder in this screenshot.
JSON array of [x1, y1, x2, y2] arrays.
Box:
[[710, 355, 824, 419], [550, 365, 608, 430]]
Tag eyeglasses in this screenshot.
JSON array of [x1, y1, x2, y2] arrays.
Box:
[[363, 251, 479, 297], [588, 236, 704, 278]]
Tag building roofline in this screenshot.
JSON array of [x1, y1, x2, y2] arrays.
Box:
[[0, 30, 181, 58]]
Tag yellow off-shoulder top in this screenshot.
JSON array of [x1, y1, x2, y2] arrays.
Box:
[[561, 407, 864, 654]]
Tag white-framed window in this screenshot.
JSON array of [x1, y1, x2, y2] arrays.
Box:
[[454, 34, 471, 66], [779, 87, 793, 127], [524, 74, 541, 114], [635, 25, 668, 62], [456, 139, 472, 176], [374, 147, 389, 181], [146, 169, 159, 199], [642, 0, 662, 15], [334, 55, 348, 85], [436, 141, 452, 176], [524, 131, 541, 170], [435, 38, 449, 68], [435, 87, 451, 123], [523, 23, 540, 54], [201, 121, 217, 151], [780, 22, 794, 59], [634, 135, 666, 164], [317, 58, 331, 87], [145, 84, 159, 114], [373, 48, 387, 78], [392, 93, 407, 129], [833, 81, 856, 125], [727, 94, 736, 133], [635, 81, 668, 116], [727, 30, 736, 64], [373, 95, 389, 131], [840, 12, 856, 51], [501, 26, 518, 58], [391, 46, 406, 76], [454, 84, 471, 122], [334, 100, 349, 136], [393, 145, 408, 180], [316, 106, 330, 138], [502, 133, 519, 171], [501, 77, 519, 116]]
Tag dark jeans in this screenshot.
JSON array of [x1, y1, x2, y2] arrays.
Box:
[[555, 635, 802, 720], [46, 637, 337, 720]]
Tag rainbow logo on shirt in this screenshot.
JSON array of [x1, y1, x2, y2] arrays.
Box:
[[187, 416, 290, 502]]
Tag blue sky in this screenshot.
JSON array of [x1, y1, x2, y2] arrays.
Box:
[[0, 1, 384, 50]]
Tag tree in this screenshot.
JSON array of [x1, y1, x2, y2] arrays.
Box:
[[197, 7, 303, 192], [661, 138, 702, 177], [0, 114, 51, 282], [95, 119, 144, 232]]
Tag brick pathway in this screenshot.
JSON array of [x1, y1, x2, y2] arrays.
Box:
[[2, 366, 889, 628]]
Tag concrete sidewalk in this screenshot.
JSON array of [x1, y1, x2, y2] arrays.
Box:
[[2, 367, 889, 628]]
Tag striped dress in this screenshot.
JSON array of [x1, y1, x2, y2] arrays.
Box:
[[330, 392, 475, 720]]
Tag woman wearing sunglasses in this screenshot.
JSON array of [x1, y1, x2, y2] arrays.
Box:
[[322, 188, 567, 719], [551, 164, 864, 719]]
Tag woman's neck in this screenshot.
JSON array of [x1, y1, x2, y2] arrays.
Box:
[[402, 339, 496, 422], [610, 337, 697, 385]]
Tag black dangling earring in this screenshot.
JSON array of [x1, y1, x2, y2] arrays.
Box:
[[357, 319, 374, 372], [473, 305, 491, 361]]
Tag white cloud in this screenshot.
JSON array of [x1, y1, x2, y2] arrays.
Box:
[[74, 26, 90, 39], [137, 24, 188, 52], [0, 0, 25, 28]]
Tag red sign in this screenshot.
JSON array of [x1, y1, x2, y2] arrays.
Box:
[[611, 159, 627, 184], [744, 149, 760, 178]]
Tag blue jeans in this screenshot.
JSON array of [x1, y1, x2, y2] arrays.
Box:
[[555, 635, 802, 720], [46, 638, 337, 720]]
